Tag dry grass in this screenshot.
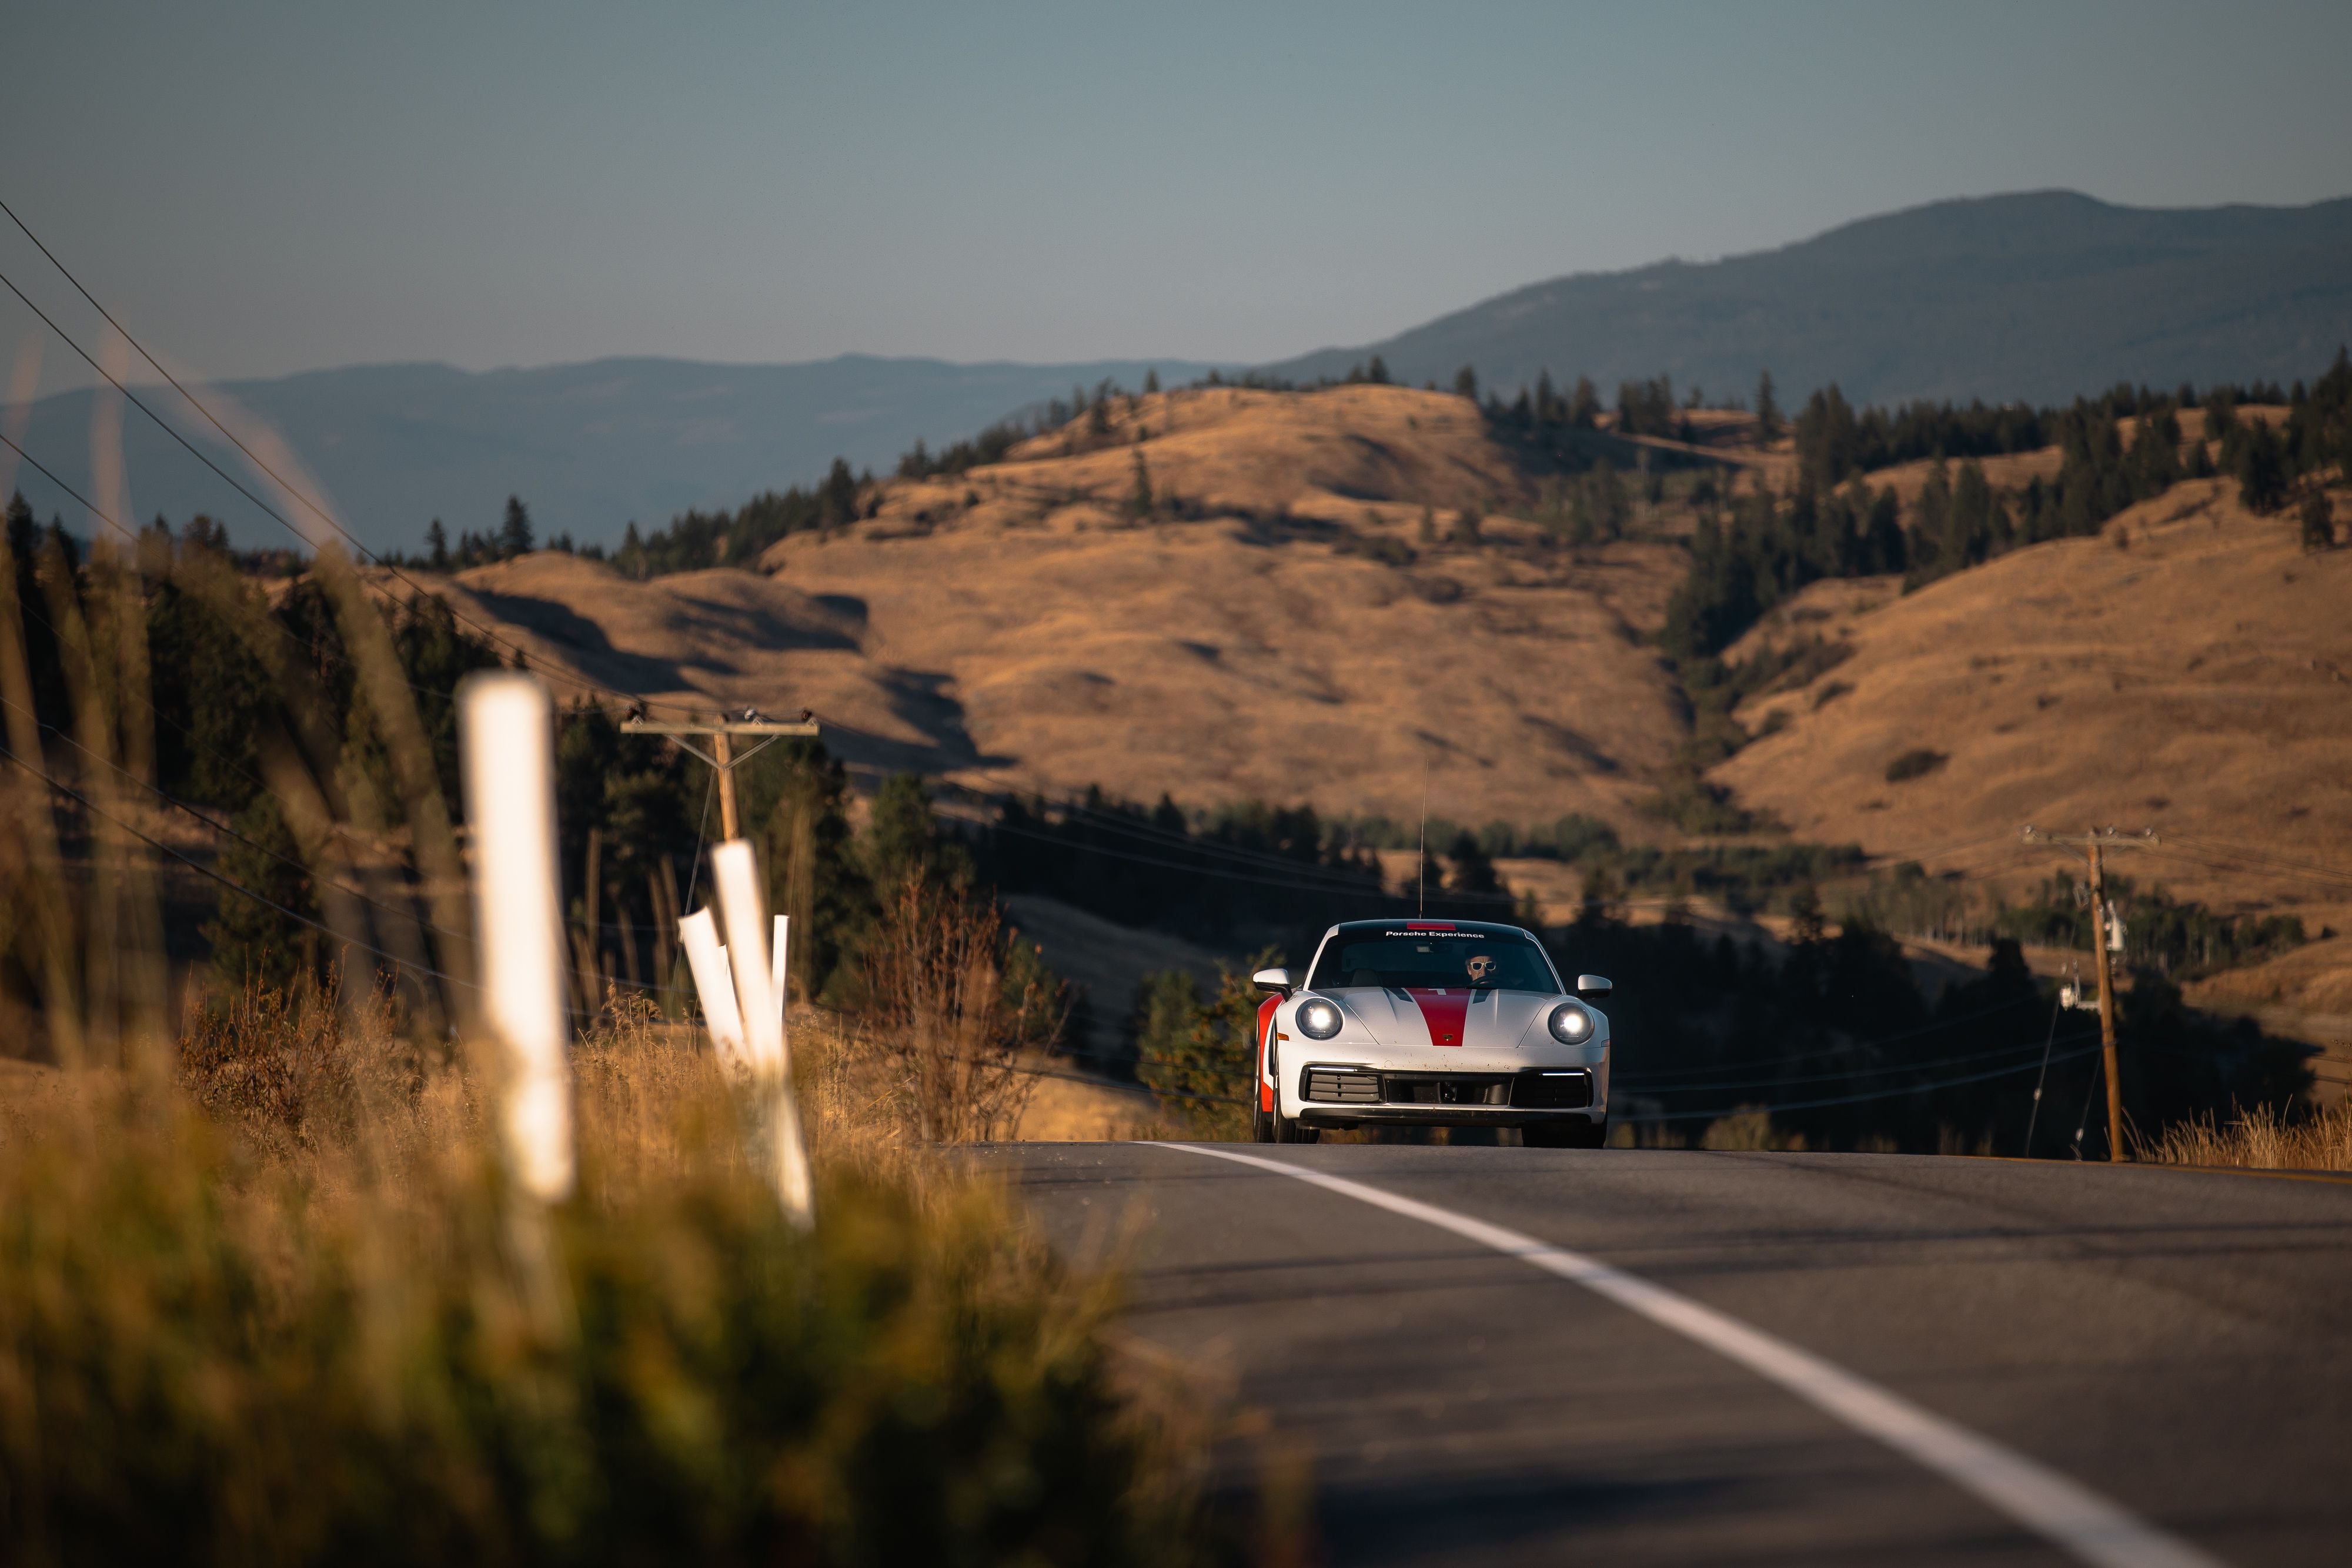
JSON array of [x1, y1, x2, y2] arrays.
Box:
[[420, 385, 1692, 831], [0, 987, 1225, 1564], [2135, 1100, 2352, 1172], [1715, 476, 2352, 941], [0, 488, 1241, 1562]]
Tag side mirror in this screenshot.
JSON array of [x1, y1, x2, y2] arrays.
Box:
[[1252, 967, 1294, 998], [1575, 974, 1613, 1002]]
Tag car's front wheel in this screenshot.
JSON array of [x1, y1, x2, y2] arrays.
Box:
[[1265, 1039, 1319, 1143]]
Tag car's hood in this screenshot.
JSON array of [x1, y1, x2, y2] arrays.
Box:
[[1334, 987, 1558, 1050]]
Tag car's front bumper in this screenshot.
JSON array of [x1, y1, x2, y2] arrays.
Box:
[[1283, 1057, 1608, 1128], [1295, 1104, 1606, 1129]]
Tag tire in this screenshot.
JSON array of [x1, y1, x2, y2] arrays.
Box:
[[1252, 1024, 1277, 1141], [1526, 1117, 1607, 1149], [1267, 1038, 1319, 1143]]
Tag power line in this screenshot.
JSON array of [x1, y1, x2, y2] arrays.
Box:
[[2160, 829, 2352, 886], [1619, 1041, 2104, 1125], [1611, 990, 2047, 1082], [0, 216, 687, 717], [2146, 841, 2352, 896], [1, 690, 445, 938], [0, 424, 532, 721], [1619, 1019, 2083, 1095], [0, 733, 477, 992]]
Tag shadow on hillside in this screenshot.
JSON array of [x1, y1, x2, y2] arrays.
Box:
[[826, 667, 1014, 780], [660, 587, 862, 655], [465, 590, 691, 690]]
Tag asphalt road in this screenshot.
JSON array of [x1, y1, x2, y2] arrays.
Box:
[[975, 1142, 2352, 1566]]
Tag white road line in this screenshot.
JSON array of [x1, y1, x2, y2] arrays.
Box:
[[1154, 1143, 2224, 1568]]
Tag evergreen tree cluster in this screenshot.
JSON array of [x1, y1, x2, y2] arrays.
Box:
[[1791, 386, 2045, 486], [1665, 351, 2352, 651], [894, 418, 1030, 482], [606, 459, 867, 579], [3, 496, 512, 993], [1663, 478, 1907, 658], [1559, 911, 2303, 1156], [401, 496, 549, 572], [974, 789, 1407, 950], [1992, 870, 2310, 981]]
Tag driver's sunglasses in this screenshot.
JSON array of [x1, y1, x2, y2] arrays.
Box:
[[1467, 958, 1495, 975]]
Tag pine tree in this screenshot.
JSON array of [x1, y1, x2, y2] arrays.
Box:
[[1143, 367, 1160, 394], [866, 771, 944, 888], [498, 496, 534, 558], [200, 793, 320, 992], [822, 457, 858, 526], [1453, 365, 1478, 403], [1444, 830, 1502, 898], [1756, 370, 1782, 442], [2237, 420, 2288, 512], [1127, 449, 1154, 519], [1568, 376, 1601, 428], [2301, 490, 2337, 551], [1366, 355, 1390, 386], [425, 518, 449, 570]]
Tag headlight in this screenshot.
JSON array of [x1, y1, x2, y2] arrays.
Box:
[[1547, 1001, 1595, 1044], [1296, 997, 1344, 1039]]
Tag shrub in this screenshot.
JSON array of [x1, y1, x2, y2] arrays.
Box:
[[1883, 748, 1948, 783], [0, 1009, 1207, 1566], [2301, 490, 2336, 551]]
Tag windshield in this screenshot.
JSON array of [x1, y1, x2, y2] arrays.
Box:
[[1307, 930, 1558, 993]]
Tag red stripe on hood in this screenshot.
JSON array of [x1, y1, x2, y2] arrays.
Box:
[[1404, 988, 1470, 1047]]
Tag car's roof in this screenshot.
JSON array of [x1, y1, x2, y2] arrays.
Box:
[[1322, 918, 1539, 941]]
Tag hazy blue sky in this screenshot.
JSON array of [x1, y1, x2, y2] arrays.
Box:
[[6, 0, 2350, 392]]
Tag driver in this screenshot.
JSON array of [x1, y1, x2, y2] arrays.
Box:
[[1464, 951, 1499, 988]]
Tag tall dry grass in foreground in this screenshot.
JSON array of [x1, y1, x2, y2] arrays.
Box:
[[0, 989, 1220, 1567], [2135, 1098, 2352, 1172]]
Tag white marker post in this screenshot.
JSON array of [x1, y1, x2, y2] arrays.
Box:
[[771, 914, 790, 1030], [677, 908, 748, 1070], [457, 672, 574, 1203], [710, 841, 814, 1226]]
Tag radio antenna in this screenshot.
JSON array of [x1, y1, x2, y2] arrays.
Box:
[[1416, 773, 1428, 917]]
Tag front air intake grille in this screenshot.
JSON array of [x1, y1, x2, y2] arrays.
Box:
[[1378, 1074, 1513, 1106], [1303, 1066, 1380, 1104], [1511, 1069, 1593, 1109]]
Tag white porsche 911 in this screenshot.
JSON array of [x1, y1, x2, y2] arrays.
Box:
[[1249, 918, 1613, 1147]]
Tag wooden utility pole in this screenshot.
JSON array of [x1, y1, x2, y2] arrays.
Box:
[[2021, 827, 2157, 1162], [2086, 838, 2122, 1163], [620, 710, 818, 848]]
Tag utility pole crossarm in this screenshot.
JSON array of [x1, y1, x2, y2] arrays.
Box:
[[621, 711, 820, 843], [620, 720, 819, 738]]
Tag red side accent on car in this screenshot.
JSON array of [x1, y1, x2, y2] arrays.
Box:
[[1255, 995, 1280, 1110], [1405, 988, 1470, 1046]]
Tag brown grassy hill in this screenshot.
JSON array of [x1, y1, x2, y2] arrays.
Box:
[[417, 385, 1696, 829], [1713, 474, 2352, 934]]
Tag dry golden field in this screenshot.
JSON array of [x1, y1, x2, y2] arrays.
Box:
[[1715, 474, 2352, 935], [407, 386, 2349, 959], [415, 385, 1695, 831]]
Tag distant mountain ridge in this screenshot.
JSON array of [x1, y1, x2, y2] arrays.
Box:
[[1267, 190, 2352, 407], [11, 190, 2348, 554], [10, 353, 1216, 555]]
